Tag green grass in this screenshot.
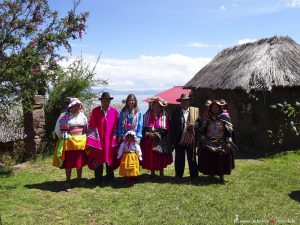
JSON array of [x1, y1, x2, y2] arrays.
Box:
[[1, 151, 300, 225]]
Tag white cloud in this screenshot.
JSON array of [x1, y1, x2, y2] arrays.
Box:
[[286, 0, 300, 7], [60, 54, 211, 91], [125, 80, 135, 85], [237, 38, 257, 45], [220, 5, 227, 11], [185, 42, 225, 48]]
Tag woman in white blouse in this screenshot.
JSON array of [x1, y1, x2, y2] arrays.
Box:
[[53, 98, 88, 191]]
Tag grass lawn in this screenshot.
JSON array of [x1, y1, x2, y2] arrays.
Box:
[[1, 151, 300, 225]]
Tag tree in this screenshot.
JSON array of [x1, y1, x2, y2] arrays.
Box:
[[0, 0, 90, 160], [0, 0, 89, 108], [44, 56, 108, 147]]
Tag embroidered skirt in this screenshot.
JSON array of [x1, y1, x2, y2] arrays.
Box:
[[198, 148, 235, 176], [119, 152, 140, 177]]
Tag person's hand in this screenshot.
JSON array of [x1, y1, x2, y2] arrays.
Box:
[[139, 157, 142, 161], [136, 139, 141, 145], [188, 122, 194, 128], [148, 132, 156, 138], [225, 143, 231, 151], [118, 137, 123, 143], [87, 147, 95, 152]]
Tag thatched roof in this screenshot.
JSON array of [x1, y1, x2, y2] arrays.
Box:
[[185, 36, 300, 92], [0, 106, 25, 143]]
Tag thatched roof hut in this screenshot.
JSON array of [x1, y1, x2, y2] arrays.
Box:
[[0, 106, 25, 143], [186, 36, 300, 92], [185, 36, 300, 152], [0, 106, 25, 153]]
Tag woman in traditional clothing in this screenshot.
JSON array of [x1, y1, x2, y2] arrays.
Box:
[[117, 94, 143, 143], [53, 98, 88, 191], [198, 100, 236, 184], [141, 96, 173, 177]]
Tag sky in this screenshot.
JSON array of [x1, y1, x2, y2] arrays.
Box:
[[49, 0, 300, 92]]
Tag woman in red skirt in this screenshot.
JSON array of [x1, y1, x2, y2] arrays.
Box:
[[53, 98, 88, 191], [141, 96, 173, 177]]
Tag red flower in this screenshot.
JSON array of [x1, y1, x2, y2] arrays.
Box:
[[32, 66, 40, 73], [30, 40, 36, 47]]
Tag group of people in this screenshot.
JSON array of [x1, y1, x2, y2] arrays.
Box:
[[53, 91, 236, 191]]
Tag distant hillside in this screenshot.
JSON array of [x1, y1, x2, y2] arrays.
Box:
[[91, 87, 161, 95]]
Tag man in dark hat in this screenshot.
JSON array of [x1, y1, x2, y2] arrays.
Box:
[[87, 92, 119, 183], [170, 93, 199, 180]]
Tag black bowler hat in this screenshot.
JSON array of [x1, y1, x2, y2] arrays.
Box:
[[176, 93, 191, 102], [98, 92, 114, 100]]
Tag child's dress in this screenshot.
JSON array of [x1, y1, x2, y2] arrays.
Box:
[[117, 141, 142, 177]]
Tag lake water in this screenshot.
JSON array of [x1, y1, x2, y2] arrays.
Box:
[[90, 94, 152, 114]]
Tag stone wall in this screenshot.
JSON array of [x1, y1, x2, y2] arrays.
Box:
[[191, 87, 300, 153], [24, 95, 46, 159]]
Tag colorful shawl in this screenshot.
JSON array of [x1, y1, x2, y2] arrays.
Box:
[[143, 111, 167, 129], [121, 109, 138, 134], [58, 112, 70, 131], [87, 127, 101, 150]]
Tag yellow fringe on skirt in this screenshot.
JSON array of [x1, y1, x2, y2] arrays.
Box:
[[119, 152, 140, 177]]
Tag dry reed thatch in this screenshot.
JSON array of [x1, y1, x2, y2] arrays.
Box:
[[185, 36, 300, 92], [0, 106, 25, 143]]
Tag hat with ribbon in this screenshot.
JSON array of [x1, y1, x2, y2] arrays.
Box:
[[148, 96, 168, 107], [67, 98, 82, 109], [205, 99, 212, 106], [219, 99, 227, 105], [125, 130, 137, 138]]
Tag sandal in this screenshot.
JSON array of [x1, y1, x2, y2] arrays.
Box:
[[65, 182, 72, 192]]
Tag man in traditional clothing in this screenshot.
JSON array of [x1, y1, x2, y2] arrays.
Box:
[[87, 92, 119, 183], [170, 93, 199, 180]]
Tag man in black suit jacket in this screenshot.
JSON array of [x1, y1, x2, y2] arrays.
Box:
[[170, 93, 199, 179]]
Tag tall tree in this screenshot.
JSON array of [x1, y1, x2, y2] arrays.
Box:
[[0, 0, 89, 108], [0, 0, 89, 160]]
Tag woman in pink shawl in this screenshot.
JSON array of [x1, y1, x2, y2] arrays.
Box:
[[141, 96, 173, 177]]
